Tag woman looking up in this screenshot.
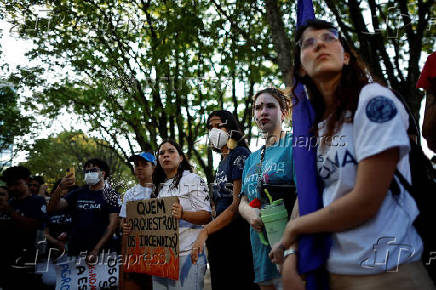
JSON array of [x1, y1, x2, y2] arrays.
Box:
[[270, 19, 435, 290]]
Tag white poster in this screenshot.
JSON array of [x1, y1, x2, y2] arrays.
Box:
[[55, 253, 119, 290]]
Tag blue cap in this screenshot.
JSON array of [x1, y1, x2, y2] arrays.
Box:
[[128, 152, 156, 165]]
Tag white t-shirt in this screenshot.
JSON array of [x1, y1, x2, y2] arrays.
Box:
[[119, 184, 153, 218], [317, 83, 422, 275], [157, 170, 211, 256]]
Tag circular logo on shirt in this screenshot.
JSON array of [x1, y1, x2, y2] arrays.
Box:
[[365, 96, 397, 123], [233, 155, 247, 170]]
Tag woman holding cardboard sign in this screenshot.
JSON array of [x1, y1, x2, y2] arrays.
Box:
[[152, 139, 211, 290]]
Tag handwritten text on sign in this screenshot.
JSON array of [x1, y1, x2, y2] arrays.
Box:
[[125, 197, 179, 280], [55, 253, 118, 290]]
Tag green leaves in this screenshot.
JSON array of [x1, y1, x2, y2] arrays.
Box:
[[4, 0, 432, 181], [21, 130, 135, 192], [0, 85, 34, 152]]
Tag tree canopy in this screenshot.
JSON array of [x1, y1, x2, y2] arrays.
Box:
[[2, 0, 435, 181], [0, 85, 34, 155], [21, 130, 135, 192]]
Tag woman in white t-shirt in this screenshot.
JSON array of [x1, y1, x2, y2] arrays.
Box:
[[151, 139, 211, 290], [269, 19, 435, 289], [121, 151, 156, 289]]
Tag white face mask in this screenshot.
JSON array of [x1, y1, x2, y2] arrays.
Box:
[[84, 172, 101, 186], [208, 128, 229, 149]]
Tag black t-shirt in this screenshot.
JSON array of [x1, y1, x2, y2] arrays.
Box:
[[47, 210, 72, 242], [0, 210, 13, 268], [6, 195, 47, 266], [64, 187, 120, 256], [212, 146, 250, 216], [9, 195, 47, 222]]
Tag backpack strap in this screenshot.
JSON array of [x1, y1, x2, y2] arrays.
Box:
[[390, 169, 414, 196], [391, 90, 422, 146], [388, 90, 419, 196]]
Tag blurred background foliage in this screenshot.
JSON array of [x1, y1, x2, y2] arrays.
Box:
[[0, 0, 434, 186]]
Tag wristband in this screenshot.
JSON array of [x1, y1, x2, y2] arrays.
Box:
[[284, 248, 297, 258]]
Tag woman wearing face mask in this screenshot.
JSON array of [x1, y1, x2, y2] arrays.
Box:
[[191, 110, 258, 290], [152, 140, 211, 290], [239, 88, 296, 290], [269, 19, 435, 290]]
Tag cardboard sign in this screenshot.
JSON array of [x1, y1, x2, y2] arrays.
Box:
[[55, 253, 119, 290], [124, 197, 179, 280]]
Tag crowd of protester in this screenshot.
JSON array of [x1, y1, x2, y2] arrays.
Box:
[[1, 19, 435, 290]]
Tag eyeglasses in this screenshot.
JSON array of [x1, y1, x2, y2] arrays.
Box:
[[298, 29, 340, 50], [84, 168, 100, 174]]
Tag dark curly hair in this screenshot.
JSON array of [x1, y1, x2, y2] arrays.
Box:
[[292, 19, 372, 138], [152, 139, 193, 197], [84, 158, 111, 180], [1, 166, 31, 186]]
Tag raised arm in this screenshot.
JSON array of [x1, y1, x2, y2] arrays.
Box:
[[47, 174, 74, 212], [47, 186, 68, 212]]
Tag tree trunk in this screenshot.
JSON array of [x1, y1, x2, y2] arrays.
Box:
[[264, 0, 293, 87]]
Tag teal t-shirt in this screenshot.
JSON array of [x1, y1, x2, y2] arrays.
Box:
[[241, 132, 294, 283]]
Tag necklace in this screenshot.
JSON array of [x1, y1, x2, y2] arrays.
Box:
[[256, 145, 267, 199]]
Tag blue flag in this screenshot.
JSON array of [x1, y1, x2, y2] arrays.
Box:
[[293, 1, 330, 289]]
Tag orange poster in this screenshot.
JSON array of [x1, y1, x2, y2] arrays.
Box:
[[124, 197, 179, 280]]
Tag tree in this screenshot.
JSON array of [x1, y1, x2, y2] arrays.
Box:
[[264, 0, 435, 120], [3, 0, 278, 182], [3, 0, 434, 181], [0, 85, 34, 156], [21, 130, 135, 192]]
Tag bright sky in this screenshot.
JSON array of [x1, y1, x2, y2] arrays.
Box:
[[0, 20, 93, 163]]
